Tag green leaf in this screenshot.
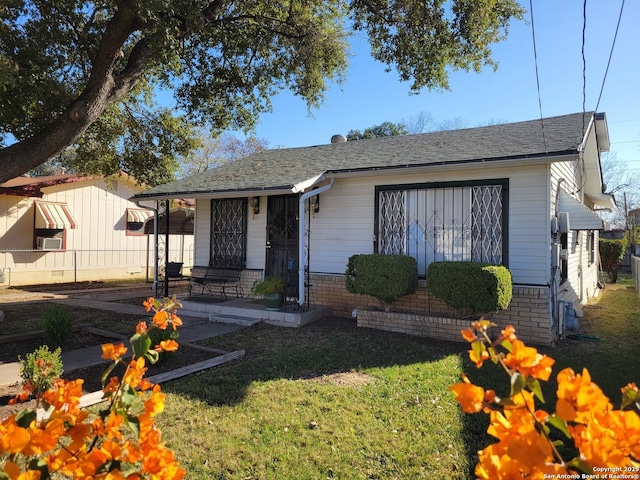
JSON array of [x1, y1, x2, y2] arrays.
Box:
[[567, 457, 593, 475], [101, 360, 120, 387], [495, 397, 516, 407], [620, 385, 639, 410], [27, 458, 50, 480], [471, 339, 485, 363], [127, 415, 141, 439], [526, 378, 545, 403], [120, 385, 138, 408], [130, 333, 152, 359], [547, 414, 571, 439], [15, 409, 37, 428], [0, 471, 10, 480], [145, 349, 160, 364], [500, 339, 513, 353], [509, 372, 525, 397], [97, 459, 122, 474], [488, 346, 498, 364]]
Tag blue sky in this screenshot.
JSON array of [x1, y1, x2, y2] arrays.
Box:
[[243, 1, 640, 170]]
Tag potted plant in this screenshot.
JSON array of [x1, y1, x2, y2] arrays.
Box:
[[251, 275, 286, 311]]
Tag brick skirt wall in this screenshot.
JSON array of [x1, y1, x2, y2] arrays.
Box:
[[307, 273, 553, 346]]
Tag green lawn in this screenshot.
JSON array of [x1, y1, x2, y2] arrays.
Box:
[[2, 276, 637, 479], [156, 276, 639, 479]]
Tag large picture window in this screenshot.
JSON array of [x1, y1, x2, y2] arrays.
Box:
[[210, 198, 247, 268], [376, 180, 508, 275]]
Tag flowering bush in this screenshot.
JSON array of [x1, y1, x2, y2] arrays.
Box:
[[18, 345, 64, 398], [450, 320, 640, 478], [1, 296, 186, 479]]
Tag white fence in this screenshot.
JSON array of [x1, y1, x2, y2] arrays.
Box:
[[632, 255, 640, 294], [0, 247, 193, 287]]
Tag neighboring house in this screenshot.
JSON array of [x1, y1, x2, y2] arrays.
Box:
[[0, 173, 194, 286], [132, 112, 615, 345]]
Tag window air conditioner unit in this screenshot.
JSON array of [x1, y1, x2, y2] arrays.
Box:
[[37, 237, 63, 250]]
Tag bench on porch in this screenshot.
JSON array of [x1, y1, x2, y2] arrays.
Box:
[[188, 266, 243, 300]]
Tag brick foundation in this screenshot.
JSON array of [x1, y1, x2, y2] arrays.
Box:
[[307, 273, 553, 346]]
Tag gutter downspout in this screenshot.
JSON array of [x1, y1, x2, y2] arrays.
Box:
[[135, 200, 159, 291], [298, 180, 334, 306]]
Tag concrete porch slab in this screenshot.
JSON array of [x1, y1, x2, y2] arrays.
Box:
[[179, 296, 332, 327]]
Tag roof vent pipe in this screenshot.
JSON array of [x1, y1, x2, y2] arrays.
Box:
[[331, 134, 347, 144]]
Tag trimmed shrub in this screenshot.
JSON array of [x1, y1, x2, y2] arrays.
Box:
[[599, 238, 627, 283], [43, 304, 74, 346], [345, 254, 418, 311], [19, 345, 64, 396], [427, 262, 512, 315]]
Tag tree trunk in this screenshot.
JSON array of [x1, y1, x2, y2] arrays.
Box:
[[0, 4, 145, 184]]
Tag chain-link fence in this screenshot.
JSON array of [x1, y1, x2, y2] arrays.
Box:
[[0, 248, 193, 287]]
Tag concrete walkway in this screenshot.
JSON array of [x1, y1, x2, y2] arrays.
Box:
[[0, 285, 247, 387]]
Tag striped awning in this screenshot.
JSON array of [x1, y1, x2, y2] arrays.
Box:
[[127, 208, 154, 223], [35, 202, 78, 229]]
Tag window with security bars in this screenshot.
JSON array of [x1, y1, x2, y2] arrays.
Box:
[[376, 180, 507, 275], [210, 198, 247, 268]]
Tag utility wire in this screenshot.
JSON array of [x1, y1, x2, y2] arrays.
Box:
[[529, 0, 549, 158], [582, 0, 587, 136], [594, 0, 626, 113]]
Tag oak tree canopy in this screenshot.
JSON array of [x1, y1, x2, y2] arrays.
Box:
[[0, 0, 524, 185]]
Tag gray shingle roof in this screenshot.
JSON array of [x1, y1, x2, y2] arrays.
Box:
[[135, 112, 593, 199]]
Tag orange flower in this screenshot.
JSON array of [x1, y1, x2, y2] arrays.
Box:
[[170, 312, 183, 329], [471, 319, 496, 332], [101, 342, 128, 361], [123, 357, 147, 388], [0, 422, 31, 453], [144, 385, 166, 417], [152, 310, 169, 329], [158, 340, 179, 352], [500, 325, 517, 342], [136, 321, 148, 334], [502, 340, 555, 381], [556, 367, 611, 423], [469, 345, 490, 368], [143, 297, 155, 312], [450, 374, 485, 413], [461, 328, 476, 342]]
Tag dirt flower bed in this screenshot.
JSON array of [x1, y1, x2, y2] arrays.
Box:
[[0, 329, 221, 419]]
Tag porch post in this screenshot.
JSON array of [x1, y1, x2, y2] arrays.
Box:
[[164, 199, 170, 298], [297, 181, 333, 306]]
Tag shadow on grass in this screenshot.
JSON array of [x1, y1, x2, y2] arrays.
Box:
[[165, 317, 462, 404], [160, 316, 484, 477]]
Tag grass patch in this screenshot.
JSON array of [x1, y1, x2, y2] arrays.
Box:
[[1, 276, 637, 478], [156, 276, 638, 479], [161, 320, 477, 479]]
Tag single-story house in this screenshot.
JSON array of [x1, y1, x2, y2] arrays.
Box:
[[0, 172, 194, 286], [132, 112, 615, 345]]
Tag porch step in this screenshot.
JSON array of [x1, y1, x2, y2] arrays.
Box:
[[179, 297, 332, 328], [209, 313, 261, 327]]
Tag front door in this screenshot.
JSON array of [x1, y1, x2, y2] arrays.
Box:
[[266, 195, 299, 297]]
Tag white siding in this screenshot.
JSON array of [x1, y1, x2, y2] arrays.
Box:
[[0, 196, 33, 249], [551, 158, 600, 305], [306, 164, 551, 285], [246, 195, 267, 269], [0, 176, 194, 284], [194, 199, 210, 266], [189, 163, 560, 286]]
